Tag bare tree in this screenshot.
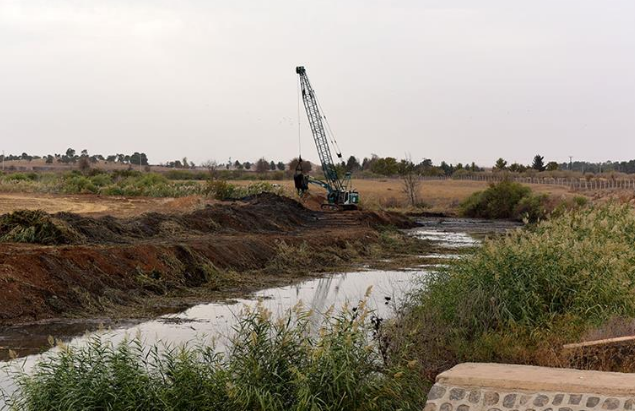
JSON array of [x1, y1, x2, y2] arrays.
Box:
[[400, 156, 421, 207], [202, 160, 219, 180]]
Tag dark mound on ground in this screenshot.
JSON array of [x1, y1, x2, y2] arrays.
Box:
[[0, 194, 318, 245], [0, 210, 85, 245], [0, 193, 415, 245]]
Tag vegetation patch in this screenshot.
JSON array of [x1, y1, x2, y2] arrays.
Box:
[[0, 210, 84, 245], [459, 180, 588, 222], [5, 301, 424, 411], [384, 203, 635, 380]]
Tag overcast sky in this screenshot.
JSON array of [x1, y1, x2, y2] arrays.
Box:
[[1, 0, 634, 166]]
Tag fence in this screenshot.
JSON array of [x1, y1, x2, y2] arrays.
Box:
[[418, 174, 635, 191]]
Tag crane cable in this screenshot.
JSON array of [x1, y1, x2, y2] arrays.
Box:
[[314, 93, 343, 160]]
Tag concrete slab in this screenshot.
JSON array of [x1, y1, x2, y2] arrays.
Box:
[[437, 362, 635, 396]]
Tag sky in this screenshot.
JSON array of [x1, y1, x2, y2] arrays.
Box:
[[0, 0, 634, 166]]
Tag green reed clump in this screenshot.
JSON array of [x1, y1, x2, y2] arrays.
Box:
[[5, 299, 424, 411], [386, 203, 635, 378]]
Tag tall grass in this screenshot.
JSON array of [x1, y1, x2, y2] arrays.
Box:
[[5, 300, 424, 411], [385, 203, 635, 378]]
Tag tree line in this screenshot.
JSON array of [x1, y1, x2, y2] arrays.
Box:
[[1, 148, 149, 166]]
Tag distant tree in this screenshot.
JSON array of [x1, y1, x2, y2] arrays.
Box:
[[509, 163, 527, 173], [182, 157, 189, 168], [345, 156, 361, 172], [455, 163, 464, 170], [276, 161, 285, 171], [117, 154, 125, 163], [370, 157, 399, 176], [66, 148, 76, 158], [233, 160, 241, 169], [202, 160, 218, 180], [288, 158, 312, 173], [255, 158, 269, 173], [532, 155, 546, 172], [439, 161, 454, 176], [190, 161, 195, 168], [80, 149, 88, 157], [130, 152, 149, 166], [244, 161, 252, 170], [174, 160, 183, 168], [419, 159, 433, 169], [494, 158, 508, 171], [78, 156, 91, 173], [362, 154, 379, 171], [269, 161, 276, 171], [106, 155, 116, 163], [45, 155, 54, 164], [546, 161, 559, 171]]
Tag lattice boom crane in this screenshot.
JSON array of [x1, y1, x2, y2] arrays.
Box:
[[294, 66, 360, 210]]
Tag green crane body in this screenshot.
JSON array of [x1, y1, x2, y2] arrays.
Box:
[[295, 66, 360, 210]]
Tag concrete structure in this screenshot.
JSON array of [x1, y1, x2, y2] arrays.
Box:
[[424, 363, 635, 411]]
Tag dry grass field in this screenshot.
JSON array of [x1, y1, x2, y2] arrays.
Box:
[[0, 178, 578, 217], [230, 178, 577, 214]]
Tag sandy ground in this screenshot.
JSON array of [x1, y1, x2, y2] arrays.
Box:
[[0, 193, 210, 217]]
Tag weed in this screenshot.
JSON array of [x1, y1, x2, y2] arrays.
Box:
[[5, 302, 425, 410]]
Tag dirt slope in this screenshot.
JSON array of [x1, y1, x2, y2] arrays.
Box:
[[0, 194, 414, 325]]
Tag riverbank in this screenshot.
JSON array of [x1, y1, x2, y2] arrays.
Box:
[[2, 213, 487, 410], [0, 194, 429, 329]]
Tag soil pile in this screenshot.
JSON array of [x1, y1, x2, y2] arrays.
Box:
[[0, 194, 418, 326], [1, 194, 317, 245], [0, 210, 84, 245]]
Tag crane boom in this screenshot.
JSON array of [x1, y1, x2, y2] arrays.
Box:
[[295, 66, 343, 191], [295, 66, 359, 210]]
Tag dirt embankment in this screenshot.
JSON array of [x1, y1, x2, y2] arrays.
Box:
[[0, 194, 415, 325]]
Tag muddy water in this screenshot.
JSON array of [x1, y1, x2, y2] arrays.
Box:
[[0, 219, 511, 401]]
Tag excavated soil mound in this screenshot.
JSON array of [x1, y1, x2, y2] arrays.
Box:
[[0, 194, 417, 325], [0, 193, 413, 245], [0, 193, 317, 245]]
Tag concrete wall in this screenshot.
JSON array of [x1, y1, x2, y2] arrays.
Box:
[[424, 363, 635, 411]]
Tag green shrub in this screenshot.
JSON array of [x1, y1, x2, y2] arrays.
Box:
[[513, 193, 548, 222], [2, 173, 35, 182], [62, 176, 98, 194], [6, 301, 423, 410], [459, 181, 532, 220], [206, 180, 236, 200], [88, 174, 112, 187]]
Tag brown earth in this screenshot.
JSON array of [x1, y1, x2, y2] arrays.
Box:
[[0, 194, 416, 326]]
